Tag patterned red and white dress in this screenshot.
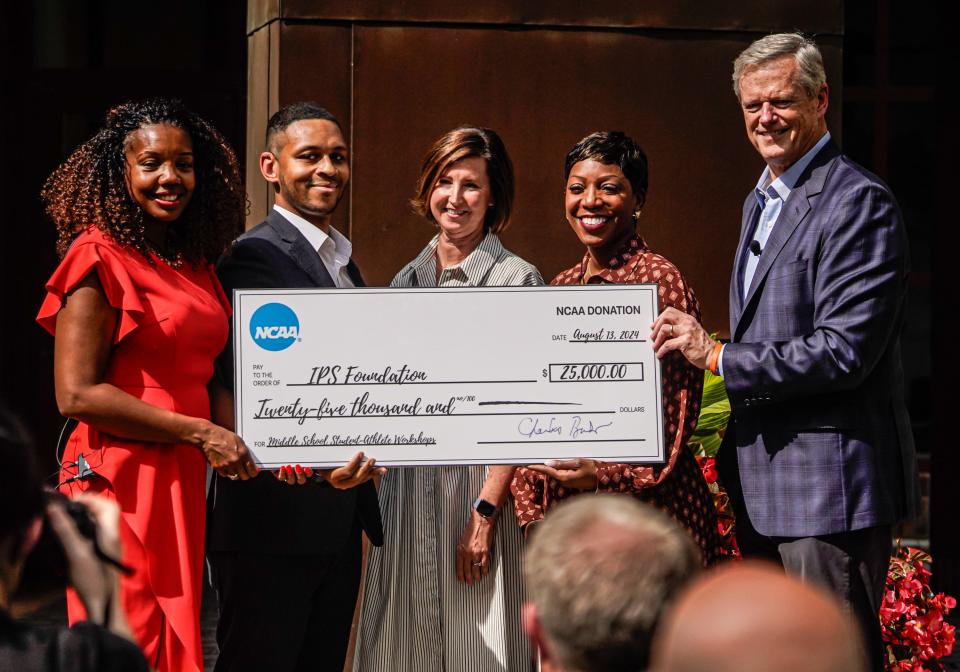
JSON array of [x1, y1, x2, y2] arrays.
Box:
[[511, 234, 721, 565]]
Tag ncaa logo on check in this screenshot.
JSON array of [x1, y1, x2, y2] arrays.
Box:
[[250, 303, 300, 352]]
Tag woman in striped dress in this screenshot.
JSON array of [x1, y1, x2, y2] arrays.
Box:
[[353, 127, 542, 672]]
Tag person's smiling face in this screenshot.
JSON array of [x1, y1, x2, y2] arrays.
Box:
[[265, 119, 349, 229], [738, 55, 828, 178], [564, 160, 640, 259], [123, 123, 195, 224], [429, 156, 492, 245]]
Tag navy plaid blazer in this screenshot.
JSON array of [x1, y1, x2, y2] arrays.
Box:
[[716, 141, 921, 538]]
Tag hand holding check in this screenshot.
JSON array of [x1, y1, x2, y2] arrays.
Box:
[[650, 306, 719, 370], [274, 451, 385, 487]]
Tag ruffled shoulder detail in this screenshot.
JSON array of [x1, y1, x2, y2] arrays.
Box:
[[36, 228, 146, 343]]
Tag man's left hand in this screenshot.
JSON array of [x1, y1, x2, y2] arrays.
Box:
[[651, 307, 718, 369]]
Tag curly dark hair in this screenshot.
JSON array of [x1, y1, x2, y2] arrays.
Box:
[[41, 98, 245, 265]]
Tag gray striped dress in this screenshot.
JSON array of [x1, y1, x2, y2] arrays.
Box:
[[353, 232, 542, 672]]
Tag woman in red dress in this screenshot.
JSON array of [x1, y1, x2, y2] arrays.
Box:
[[36, 99, 257, 672], [511, 131, 721, 565]]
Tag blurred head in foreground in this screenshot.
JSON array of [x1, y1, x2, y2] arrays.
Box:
[[0, 407, 44, 598], [523, 494, 701, 672], [651, 561, 865, 672]]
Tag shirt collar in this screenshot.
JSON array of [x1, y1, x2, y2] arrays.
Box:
[[574, 234, 649, 283], [273, 204, 352, 260], [411, 231, 505, 285], [754, 131, 832, 205]]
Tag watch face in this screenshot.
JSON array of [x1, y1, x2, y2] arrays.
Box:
[[474, 498, 497, 518]]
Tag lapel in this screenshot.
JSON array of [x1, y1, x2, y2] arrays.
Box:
[[732, 142, 840, 337], [346, 259, 366, 287], [264, 210, 336, 287], [730, 196, 760, 326]]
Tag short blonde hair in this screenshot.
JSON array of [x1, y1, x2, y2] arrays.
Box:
[[524, 495, 701, 672], [410, 126, 514, 234], [732, 32, 826, 101]]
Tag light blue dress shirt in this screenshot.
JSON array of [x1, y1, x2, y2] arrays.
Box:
[[718, 131, 832, 377]]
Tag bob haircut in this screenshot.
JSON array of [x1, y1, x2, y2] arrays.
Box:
[[564, 131, 649, 206], [410, 126, 514, 234]]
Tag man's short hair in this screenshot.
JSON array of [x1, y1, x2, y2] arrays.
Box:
[[732, 32, 826, 101], [524, 495, 701, 672], [264, 102, 341, 153], [0, 406, 44, 564]]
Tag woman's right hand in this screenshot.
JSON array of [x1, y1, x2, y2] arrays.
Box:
[[199, 422, 259, 480], [527, 458, 598, 490]]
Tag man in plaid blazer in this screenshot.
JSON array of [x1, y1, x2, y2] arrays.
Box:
[[652, 33, 919, 671]]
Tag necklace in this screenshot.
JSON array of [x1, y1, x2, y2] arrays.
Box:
[[144, 238, 184, 268]]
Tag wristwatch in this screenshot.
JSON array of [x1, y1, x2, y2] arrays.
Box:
[[473, 497, 498, 519]]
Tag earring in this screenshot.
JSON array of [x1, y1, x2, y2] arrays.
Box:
[[632, 210, 642, 223]]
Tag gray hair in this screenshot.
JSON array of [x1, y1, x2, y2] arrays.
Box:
[[732, 32, 826, 101], [524, 495, 701, 672]]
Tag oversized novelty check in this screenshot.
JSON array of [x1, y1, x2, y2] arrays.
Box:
[[233, 286, 664, 467]]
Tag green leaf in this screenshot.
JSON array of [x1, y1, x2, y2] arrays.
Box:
[[694, 406, 730, 432], [700, 373, 729, 408], [692, 433, 722, 456]]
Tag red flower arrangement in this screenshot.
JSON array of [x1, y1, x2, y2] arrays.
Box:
[[881, 545, 956, 671]]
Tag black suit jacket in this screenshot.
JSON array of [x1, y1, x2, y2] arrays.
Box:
[[207, 210, 383, 555]]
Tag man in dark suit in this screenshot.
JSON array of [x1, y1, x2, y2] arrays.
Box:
[[208, 102, 385, 672], [651, 34, 918, 670]]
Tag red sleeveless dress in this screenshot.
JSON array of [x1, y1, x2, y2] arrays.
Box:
[[37, 226, 230, 672]]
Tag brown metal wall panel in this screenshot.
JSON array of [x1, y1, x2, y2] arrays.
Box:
[[273, 0, 842, 34], [246, 24, 273, 227], [246, 23, 352, 231], [261, 23, 354, 236], [339, 25, 840, 334], [248, 0, 281, 33]]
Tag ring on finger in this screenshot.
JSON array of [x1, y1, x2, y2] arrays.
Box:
[[667, 324, 674, 335]]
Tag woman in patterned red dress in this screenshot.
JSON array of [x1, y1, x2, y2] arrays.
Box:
[[36, 99, 257, 671], [511, 131, 721, 565]]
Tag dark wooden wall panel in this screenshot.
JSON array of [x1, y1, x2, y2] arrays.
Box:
[[251, 0, 842, 34], [246, 22, 275, 225], [277, 23, 353, 237], [335, 26, 840, 333]]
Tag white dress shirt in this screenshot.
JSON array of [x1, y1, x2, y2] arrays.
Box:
[[273, 204, 355, 288]]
